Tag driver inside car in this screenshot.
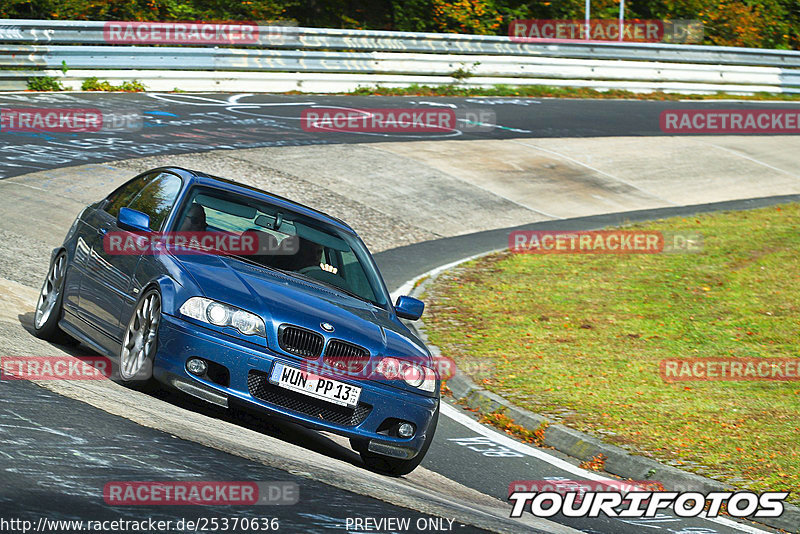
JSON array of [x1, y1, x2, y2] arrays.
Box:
[[179, 204, 207, 232], [274, 237, 336, 274]]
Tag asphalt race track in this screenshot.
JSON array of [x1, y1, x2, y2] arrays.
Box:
[[1, 92, 797, 534], [3, 92, 800, 180], [0, 379, 487, 533]]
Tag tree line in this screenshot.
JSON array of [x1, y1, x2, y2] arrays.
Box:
[[2, 0, 797, 49]]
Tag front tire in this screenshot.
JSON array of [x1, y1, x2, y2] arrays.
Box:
[[118, 288, 161, 387], [33, 252, 75, 344], [360, 405, 439, 476]]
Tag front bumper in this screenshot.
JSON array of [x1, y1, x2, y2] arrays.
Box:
[[154, 314, 439, 458]]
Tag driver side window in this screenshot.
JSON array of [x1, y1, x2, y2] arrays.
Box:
[[104, 172, 182, 231], [127, 173, 182, 231], [105, 172, 157, 219]]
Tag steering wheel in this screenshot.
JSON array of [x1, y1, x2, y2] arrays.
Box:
[[298, 266, 344, 289], [298, 265, 321, 275]]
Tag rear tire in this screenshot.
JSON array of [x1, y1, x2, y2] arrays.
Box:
[[360, 405, 439, 476], [33, 252, 76, 345]]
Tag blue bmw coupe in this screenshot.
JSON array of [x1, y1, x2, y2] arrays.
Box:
[[33, 167, 439, 475]]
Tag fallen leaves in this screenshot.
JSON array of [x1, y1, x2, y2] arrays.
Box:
[[478, 411, 548, 446], [579, 453, 608, 471]]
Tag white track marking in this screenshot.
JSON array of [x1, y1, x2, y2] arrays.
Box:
[[677, 100, 800, 105], [409, 101, 458, 108], [391, 250, 502, 300], [146, 93, 316, 107], [440, 402, 774, 533], [0, 180, 48, 192], [697, 514, 777, 534], [441, 402, 609, 481], [705, 143, 800, 182]]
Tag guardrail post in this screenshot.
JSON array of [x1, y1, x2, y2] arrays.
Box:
[[585, 0, 591, 41]]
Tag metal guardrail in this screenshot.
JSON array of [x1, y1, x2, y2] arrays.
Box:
[[3, 19, 800, 67], [1, 18, 799, 93], [2, 45, 797, 87]]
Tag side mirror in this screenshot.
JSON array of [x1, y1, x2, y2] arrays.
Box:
[[395, 295, 424, 321], [117, 207, 151, 232]]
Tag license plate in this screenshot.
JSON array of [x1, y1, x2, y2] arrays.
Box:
[[269, 362, 362, 408]]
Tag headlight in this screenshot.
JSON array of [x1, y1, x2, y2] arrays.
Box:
[[376, 357, 437, 392], [403, 364, 424, 387], [179, 297, 265, 337], [206, 302, 230, 326]]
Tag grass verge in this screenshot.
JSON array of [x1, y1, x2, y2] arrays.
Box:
[[81, 77, 146, 92], [424, 203, 800, 502], [348, 83, 800, 101]]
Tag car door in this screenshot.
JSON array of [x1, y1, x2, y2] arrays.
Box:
[[79, 171, 182, 342], [114, 171, 184, 332], [61, 206, 97, 314]]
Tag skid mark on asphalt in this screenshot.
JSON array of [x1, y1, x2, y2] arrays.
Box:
[[510, 139, 678, 206]]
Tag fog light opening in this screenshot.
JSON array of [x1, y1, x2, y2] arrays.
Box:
[[397, 422, 415, 438], [186, 358, 208, 376]]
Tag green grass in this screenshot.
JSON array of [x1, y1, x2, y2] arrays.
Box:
[[348, 83, 800, 101], [26, 76, 65, 91], [81, 77, 146, 92], [19, 79, 799, 100], [424, 204, 800, 501]]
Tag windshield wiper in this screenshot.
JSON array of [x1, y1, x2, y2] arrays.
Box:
[[287, 269, 378, 306], [219, 253, 297, 279], [223, 253, 273, 270], [220, 254, 378, 306]]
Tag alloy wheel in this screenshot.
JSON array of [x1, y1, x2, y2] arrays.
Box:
[[34, 254, 66, 330], [120, 290, 161, 380]]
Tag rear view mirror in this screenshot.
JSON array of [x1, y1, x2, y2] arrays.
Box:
[[395, 296, 424, 321], [117, 207, 151, 232]]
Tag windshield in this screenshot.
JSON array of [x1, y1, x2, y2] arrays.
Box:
[[174, 186, 388, 307]]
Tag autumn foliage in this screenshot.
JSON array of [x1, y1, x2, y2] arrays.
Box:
[[0, 0, 797, 49]]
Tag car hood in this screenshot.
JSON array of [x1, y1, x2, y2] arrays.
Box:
[[173, 253, 430, 364]]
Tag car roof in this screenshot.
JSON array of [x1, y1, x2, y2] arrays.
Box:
[[161, 166, 356, 234]]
